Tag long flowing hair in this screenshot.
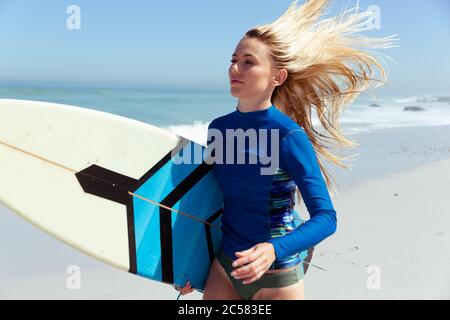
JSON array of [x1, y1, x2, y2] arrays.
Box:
[[244, 0, 399, 197]]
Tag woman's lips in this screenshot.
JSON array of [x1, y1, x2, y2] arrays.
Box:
[[231, 80, 243, 84]]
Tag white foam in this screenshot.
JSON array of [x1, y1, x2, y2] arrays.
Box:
[[163, 121, 211, 146], [394, 96, 419, 103], [161, 95, 450, 140]]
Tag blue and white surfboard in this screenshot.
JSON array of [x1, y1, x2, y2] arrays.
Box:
[[0, 99, 223, 292]]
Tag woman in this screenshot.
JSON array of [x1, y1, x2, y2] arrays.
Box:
[[176, 0, 397, 300]]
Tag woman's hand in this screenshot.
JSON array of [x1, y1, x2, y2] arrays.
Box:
[[174, 281, 195, 296], [231, 242, 276, 285]]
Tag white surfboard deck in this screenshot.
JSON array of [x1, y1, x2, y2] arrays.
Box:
[[0, 99, 223, 290]]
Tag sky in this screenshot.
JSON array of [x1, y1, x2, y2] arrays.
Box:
[[0, 0, 449, 96]]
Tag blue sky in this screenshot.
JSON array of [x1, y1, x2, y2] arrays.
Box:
[[0, 0, 449, 96]]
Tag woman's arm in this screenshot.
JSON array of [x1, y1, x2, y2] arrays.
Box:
[[267, 129, 337, 260]]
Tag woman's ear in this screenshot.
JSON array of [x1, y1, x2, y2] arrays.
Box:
[[274, 68, 288, 86]]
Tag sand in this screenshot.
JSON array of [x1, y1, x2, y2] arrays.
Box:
[[1, 124, 449, 299]]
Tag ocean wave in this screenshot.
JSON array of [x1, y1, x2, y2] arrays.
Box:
[[163, 121, 211, 146], [415, 95, 450, 103], [394, 96, 418, 103]]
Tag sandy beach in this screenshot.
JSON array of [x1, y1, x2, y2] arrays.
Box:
[[306, 154, 450, 299], [1, 124, 449, 299]]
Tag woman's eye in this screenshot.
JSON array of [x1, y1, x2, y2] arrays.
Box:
[[230, 60, 252, 64]]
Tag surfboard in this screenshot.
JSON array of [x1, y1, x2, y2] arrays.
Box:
[[0, 99, 223, 292]]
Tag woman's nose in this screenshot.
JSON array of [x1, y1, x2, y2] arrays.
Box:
[[230, 63, 240, 74]]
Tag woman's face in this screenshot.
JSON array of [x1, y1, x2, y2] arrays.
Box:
[[229, 37, 285, 100]]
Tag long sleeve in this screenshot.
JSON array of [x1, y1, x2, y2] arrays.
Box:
[[267, 129, 337, 260]]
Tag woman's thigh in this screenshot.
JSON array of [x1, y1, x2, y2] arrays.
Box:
[[203, 258, 243, 300], [251, 279, 305, 300]]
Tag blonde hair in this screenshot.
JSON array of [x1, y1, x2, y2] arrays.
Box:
[[244, 0, 399, 197]]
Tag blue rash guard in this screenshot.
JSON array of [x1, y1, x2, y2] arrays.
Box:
[[206, 104, 337, 270]]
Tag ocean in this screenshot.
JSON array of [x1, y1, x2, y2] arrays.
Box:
[[1, 84, 449, 146]]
